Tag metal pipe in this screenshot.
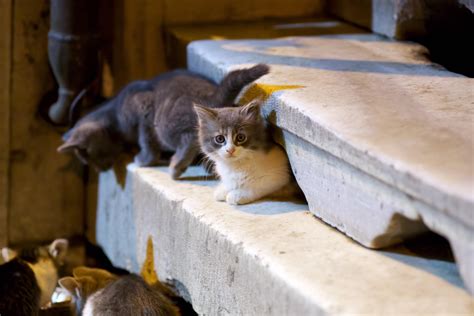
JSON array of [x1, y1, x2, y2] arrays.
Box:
[[48, 0, 100, 125]]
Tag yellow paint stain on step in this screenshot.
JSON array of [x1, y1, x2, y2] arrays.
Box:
[[239, 83, 304, 104], [141, 236, 158, 285], [210, 35, 226, 40]]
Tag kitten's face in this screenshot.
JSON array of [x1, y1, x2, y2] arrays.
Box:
[[58, 121, 122, 171], [194, 100, 269, 162]]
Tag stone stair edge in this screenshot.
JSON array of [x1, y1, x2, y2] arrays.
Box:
[[186, 38, 474, 224], [97, 165, 474, 314]]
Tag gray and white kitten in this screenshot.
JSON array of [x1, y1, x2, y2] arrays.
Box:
[[59, 267, 179, 316], [0, 239, 69, 315], [194, 99, 295, 205], [58, 64, 269, 179]]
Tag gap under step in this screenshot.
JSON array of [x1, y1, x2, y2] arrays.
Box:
[[96, 165, 473, 315]]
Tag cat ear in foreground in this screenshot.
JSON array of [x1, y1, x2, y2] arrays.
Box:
[[58, 277, 80, 296], [49, 238, 69, 264], [240, 98, 263, 120], [1, 247, 18, 262], [73, 266, 115, 280], [59, 275, 99, 299], [193, 103, 218, 122]]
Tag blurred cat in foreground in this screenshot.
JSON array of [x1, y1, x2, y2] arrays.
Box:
[[59, 266, 179, 316], [0, 239, 68, 316]]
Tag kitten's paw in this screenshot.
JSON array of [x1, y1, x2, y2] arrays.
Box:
[[214, 186, 228, 201], [226, 190, 253, 205], [134, 151, 158, 167], [170, 165, 186, 180]]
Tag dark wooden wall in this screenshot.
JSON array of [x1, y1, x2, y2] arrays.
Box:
[[0, 0, 84, 246]]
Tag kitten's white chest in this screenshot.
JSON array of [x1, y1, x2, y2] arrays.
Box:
[[216, 146, 290, 191], [217, 160, 255, 189]]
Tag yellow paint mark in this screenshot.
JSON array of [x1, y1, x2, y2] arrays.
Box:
[[210, 35, 226, 40], [239, 83, 304, 105], [140, 236, 158, 285]]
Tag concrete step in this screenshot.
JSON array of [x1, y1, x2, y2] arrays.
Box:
[[187, 34, 474, 294], [164, 17, 365, 67], [96, 165, 473, 315]]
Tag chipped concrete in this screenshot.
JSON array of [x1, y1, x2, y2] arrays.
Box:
[[187, 34, 474, 293], [97, 165, 473, 315]]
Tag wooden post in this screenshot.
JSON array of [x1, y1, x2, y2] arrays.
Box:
[[0, 0, 12, 247]]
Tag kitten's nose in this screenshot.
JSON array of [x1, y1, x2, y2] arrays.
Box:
[[226, 147, 236, 155]]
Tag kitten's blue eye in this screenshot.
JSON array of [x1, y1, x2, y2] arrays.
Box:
[[215, 135, 225, 144], [236, 133, 246, 143]]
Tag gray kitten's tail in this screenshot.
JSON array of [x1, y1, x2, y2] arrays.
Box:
[[212, 64, 270, 105]]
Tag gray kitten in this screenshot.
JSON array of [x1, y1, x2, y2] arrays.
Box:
[[194, 99, 297, 205], [59, 267, 179, 316], [58, 64, 269, 179]]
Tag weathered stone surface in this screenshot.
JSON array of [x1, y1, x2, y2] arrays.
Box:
[[372, 0, 474, 41], [372, 0, 422, 38], [282, 131, 429, 248], [97, 165, 474, 315], [187, 35, 474, 292], [188, 35, 473, 225]]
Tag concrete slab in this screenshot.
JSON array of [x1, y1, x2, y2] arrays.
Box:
[[96, 165, 474, 315], [187, 34, 474, 292]]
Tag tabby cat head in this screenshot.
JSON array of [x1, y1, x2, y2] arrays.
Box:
[[194, 99, 270, 162]]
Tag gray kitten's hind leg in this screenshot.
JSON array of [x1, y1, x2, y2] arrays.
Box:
[[169, 133, 200, 179], [134, 122, 162, 166]]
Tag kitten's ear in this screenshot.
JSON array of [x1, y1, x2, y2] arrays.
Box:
[[58, 137, 90, 165], [1, 247, 17, 262], [73, 266, 95, 278], [193, 103, 217, 122], [57, 137, 83, 153], [49, 238, 69, 264], [59, 277, 80, 296], [240, 98, 262, 120], [73, 266, 115, 280]]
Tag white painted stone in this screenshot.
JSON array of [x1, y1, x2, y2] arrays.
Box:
[[188, 35, 474, 222], [97, 165, 474, 315], [187, 35, 474, 292]]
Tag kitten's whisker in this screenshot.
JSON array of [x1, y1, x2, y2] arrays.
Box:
[[195, 154, 215, 180]]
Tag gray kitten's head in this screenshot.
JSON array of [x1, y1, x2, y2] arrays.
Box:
[[57, 120, 123, 171], [194, 99, 270, 162]]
